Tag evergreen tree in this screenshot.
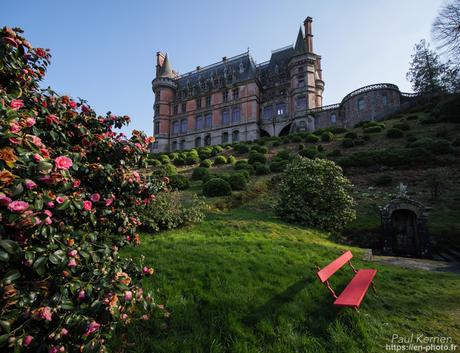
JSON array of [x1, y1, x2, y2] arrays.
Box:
[[406, 39, 448, 95]]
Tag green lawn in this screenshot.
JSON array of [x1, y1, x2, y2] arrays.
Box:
[[114, 207, 460, 353]]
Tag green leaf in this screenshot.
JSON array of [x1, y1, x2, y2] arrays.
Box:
[[0, 333, 10, 347], [50, 130, 58, 140], [0, 240, 20, 255], [90, 213, 97, 226], [60, 301, 74, 310], [73, 199, 84, 210], [38, 161, 53, 172], [56, 199, 71, 211], [34, 198, 44, 211], [3, 269, 20, 283], [0, 250, 9, 262], [33, 256, 47, 276]]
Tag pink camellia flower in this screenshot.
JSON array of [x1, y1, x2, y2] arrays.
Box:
[[83, 201, 92, 211], [54, 156, 73, 170], [8, 201, 29, 213], [56, 196, 66, 204], [10, 122, 21, 133], [25, 179, 37, 190], [72, 179, 81, 188], [36, 306, 52, 321], [44, 210, 53, 217], [49, 346, 59, 353], [120, 313, 128, 320], [45, 114, 59, 125], [68, 249, 77, 257], [30, 135, 43, 147], [83, 321, 100, 337], [9, 138, 20, 144], [25, 117, 36, 127], [90, 193, 100, 202], [3, 37, 18, 47], [105, 198, 114, 206], [23, 335, 33, 347], [0, 194, 12, 206], [32, 153, 43, 162], [78, 290, 85, 300], [68, 101, 77, 109], [35, 48, 47, 57], [40, 148, 50, 158], [60, 328, 68, 336], [47, 201, 55, 208], [140, 314, 149, 321], [123, 291, 133, 301], [44, 217, 52, 225], [10, 99, 24, 111], [81, 105, 91, 114], [67, 258, 77, 267]]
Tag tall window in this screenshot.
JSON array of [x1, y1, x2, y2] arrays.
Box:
[[330, 114, 337, 124], [205, 114, 212, 128], [382, 94, 388, 105], [180, 140, 185, 150], [173, 105, 178, 115], [222, 110, 230, 125], [180, 119, 187, 133], [204, 134, 211, 146], [195, 116, 204, 130], [172, 141, 177, 150], [196, 98, 202, 109], [154, 121, 160, 134], [263, 106, 273, 120], [205, 96, 211, 107], [195, 137, 201, 148], [222, 90, 229, 103], [296, 96, 307, 111], [297, 77, 305, 88], [357, 97, 365, 111], [233, 88, 239, 100], [154, 104, 160, 116], [172, 121, 180, 135], [222, 132, 229, 144], [276, 102, 286, 116], [232, 130, 239, 143], [232, 108, 241, 123], [181, 102, 186, 113]]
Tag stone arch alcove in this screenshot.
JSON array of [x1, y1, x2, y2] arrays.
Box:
[[380, 185, 431, 258]]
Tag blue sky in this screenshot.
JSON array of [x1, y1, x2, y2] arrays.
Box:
[[1, 0, 444, 135]]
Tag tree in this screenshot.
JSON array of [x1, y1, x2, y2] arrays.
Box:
[[432, 0, 460, 69], [406, 39, 448, 95]]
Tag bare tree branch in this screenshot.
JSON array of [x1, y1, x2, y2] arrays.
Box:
[[432, 0, 460, 67]]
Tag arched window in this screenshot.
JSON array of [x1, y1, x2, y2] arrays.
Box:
[[195, 137, 202, 148], [172, 141, 178, 151], [222, 132, 229, 144], [180, 140, 186, 150], [232, 130, 239, 143], [330, 114, 337, 124], [204, 134, 211, 146]]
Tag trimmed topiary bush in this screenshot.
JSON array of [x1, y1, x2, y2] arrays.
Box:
[[214, 155, 228, 165], [159, 154, 171, 164], [202, 178, 232, 197], [386, 128, 404, 139], [248, 152, 267, 165], [160, 163, 177, 176], [276, 149, 291, 160], [191, 167, 210, 180], [270, 159, 288, 173], [408, 138, 453, 155], [228, 173, 248, 191], [200, 159, 213, 168], [298, 146, 318, 159], [228, 155, 237, 165], [149, 158, 162, 167], [393, 122, 410, 131], [305, 134, 320, 143], [169, 174, 190, 190], [342, 139, 355, 148], [321, 131, 334, 142], [254, 163, 270, 175], [234, 143, 250, 154], [291, 135, 303, 143], [363, 126, 384, 133], [276, 157, 356, 231], [344, 132, 358, 140]]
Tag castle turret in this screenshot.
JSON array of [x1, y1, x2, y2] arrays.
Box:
[[152, 52, 177, 152], [304, 17, 314, 53]]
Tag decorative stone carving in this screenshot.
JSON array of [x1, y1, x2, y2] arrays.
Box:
[[380, 187, 431, 258]]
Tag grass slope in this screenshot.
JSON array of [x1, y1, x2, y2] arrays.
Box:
[[115, 207, 460, 353]]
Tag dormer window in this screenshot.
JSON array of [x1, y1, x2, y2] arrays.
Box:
[[232, 88, 239, 100], [222, 90, 229, 103], [239, 62, 244, 73], [181, 102, 186, 113]]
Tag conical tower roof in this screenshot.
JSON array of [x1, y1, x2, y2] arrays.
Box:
[[294, 26, 306, 53], [159, 54, 174, 78]]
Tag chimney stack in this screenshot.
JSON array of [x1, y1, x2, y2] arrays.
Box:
[[304, 17, 313, 53]]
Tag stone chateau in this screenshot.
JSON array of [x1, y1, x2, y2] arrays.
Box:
[[151, 17, 414, 152]]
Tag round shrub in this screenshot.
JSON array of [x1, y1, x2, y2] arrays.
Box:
[[270, 159, 288, 173], [248, 152, 267, 165], [202, 178, 232, 197], [321, 131, 334, 142], [272, 140, 281, 147], [185, 154, 200, 165], [305, 134, 320, 143], [234, 160, 249, 169], [160, 163, 178, 176], [254, 163, 270, 175], [258, 146, 269, 154], [276, 157, 356, 231], [199, 148, 212, 160], [291, 135, 303, 143], [234, 143, 250, 154], [393, 122, 410, 131], [344, 132, 358, 140], [342, 139, 355, 148], [200, 159, 213, 168], [317, 145, 324, 152], [235, 163, 255, 175], [159, 154, 171, 164], [386, 128, 404, 139], [0, 27, 164, 352], [228, 173, 248, 191], [298, 146, 318, 159], [169, 174, 190, 190], [173, 156, 185, 166], [375, 174, 393, 186], [214, 155, 228, 165], [408, 138, 453, 155], [213, 145, 224, 154], [191, 167, 210, 180], [298, 143, 305, 150], [149, 158, 162, 167], [228, 155, 237, 165], [328, 127, 347, 134], [363, 126, 384, 133], [276, 149, 291, 160]]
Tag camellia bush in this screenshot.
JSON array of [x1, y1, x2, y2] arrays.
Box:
[[276, 156, 356, 232], [0, 27, 168, 352]]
